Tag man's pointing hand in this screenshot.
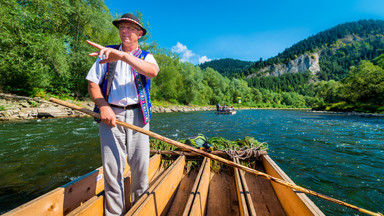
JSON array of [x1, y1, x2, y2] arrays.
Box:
[[87, 40, 125, 64]]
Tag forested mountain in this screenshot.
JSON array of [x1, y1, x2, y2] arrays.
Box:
[[197, 20, 384, 96], [1, 1, 383, 112], [199, 58, 254, 77], [244, 19, 384, 81]]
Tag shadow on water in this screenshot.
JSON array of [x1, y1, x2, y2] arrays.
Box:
[[0, 110, 383, 215]]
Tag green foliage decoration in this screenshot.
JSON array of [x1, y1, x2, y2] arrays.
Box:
[[149, 136, 268, 173]]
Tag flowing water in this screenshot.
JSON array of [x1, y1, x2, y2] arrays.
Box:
[[0, 110, 383, 215]]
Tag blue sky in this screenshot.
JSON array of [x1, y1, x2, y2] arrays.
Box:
[[105, 0, 384, 65]]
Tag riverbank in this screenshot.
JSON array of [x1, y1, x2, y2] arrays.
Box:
[[2, 93, 382, 121], [0, 93, 215, 121]]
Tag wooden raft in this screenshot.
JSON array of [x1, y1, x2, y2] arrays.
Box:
[[4, 153, 324, 216]]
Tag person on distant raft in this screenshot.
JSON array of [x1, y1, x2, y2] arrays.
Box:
[[216, 104, 221, 111], [85, 13, 159, 216]]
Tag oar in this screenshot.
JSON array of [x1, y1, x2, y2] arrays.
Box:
[[50, 98, 383, 216]]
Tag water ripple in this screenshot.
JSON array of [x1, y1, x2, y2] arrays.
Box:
[[1, 111, 383, 215], [149, 110, 384, 215]]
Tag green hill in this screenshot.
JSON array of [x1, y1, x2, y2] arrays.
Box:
[[244, 19, 384, 81], [198, 58, 254, 77]]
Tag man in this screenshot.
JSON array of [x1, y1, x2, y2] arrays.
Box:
[[85, 13, 159, 215]]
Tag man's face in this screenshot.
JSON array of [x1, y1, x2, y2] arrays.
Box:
[[119, 22, 143, 44]]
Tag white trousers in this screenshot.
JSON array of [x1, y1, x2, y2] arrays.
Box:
[[99, 106, 149, 216]]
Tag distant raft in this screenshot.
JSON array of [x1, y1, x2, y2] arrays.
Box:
[[215, 110, 236, 114]]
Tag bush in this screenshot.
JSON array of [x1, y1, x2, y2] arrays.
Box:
[[355, 104, 380, 113], [377, 106, 384, 113], [28, 100, 40, 108], [329, 101, 354, 111]]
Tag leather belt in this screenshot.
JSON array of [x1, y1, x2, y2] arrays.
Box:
[[109, 103, 140, 110]]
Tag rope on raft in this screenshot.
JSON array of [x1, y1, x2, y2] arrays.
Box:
[[225, 142, 268, 160]]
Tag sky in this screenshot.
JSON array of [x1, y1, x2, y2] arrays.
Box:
[[104, 0, 384, 65]]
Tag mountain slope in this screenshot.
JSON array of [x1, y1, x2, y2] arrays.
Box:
[[198, 58, 254, 77], [244, 19, 384, 81]]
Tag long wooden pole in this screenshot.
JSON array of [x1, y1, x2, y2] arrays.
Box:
[[149, 150, 267, 157], [50, 98, 382, 216]]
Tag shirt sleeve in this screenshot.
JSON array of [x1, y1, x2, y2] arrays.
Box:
[[86, 57, 108, 85], [144, 53, 160, 76]]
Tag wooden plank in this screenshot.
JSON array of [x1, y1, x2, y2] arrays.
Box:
[[257, 161, 287, 216], [64, 154, 161, 215], [3, 164, 110, 216], [262, 155, 325, 216], [187, 158, 211, 216], [66, 195, 104, 216], [166, 170, 198, 216], [236, 158, 257, 216], [243, 170, 272, 215], [127, 156, 185, 216], [3, 188, 65, 216], [124, 154, 162, 209], [125, 156, 181, 215], [234, 158, 249, 216], [61, 167, 106, 214], [3, 153, 155, 216], [62, 160, 130, 214], [124, 174, 132, 210], [148, 154, 161, 182], [205, 172, 240, 216], [243, 161, 286, 216], [126, 157, 175, 215], [182, 158, 209, 216]]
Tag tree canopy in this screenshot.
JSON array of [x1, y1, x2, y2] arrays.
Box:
[[0, 0, 120, 96], [341, 56, 384, 105], [199, 58, 254, 77]]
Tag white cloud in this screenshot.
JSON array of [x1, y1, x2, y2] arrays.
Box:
[[171, 42, 211, 65], [171, 42, 188, 53], [183, 49, 194, 60], [199, 56, 212, 64]]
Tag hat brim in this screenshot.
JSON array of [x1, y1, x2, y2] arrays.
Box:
[[113, 19, 147, 36]]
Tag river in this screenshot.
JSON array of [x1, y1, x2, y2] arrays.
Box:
[[0, 110, 383, 215]]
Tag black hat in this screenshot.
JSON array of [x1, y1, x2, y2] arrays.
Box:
[[112, 13, 147, 36]]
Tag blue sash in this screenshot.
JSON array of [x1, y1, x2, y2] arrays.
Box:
[[94, 45, 152, 124]]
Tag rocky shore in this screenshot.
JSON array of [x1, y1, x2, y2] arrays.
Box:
[[2, 93, 381, 121], [0, 93, 214, 121]]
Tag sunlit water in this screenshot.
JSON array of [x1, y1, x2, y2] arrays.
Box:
[[0, 110, 383, 215]]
